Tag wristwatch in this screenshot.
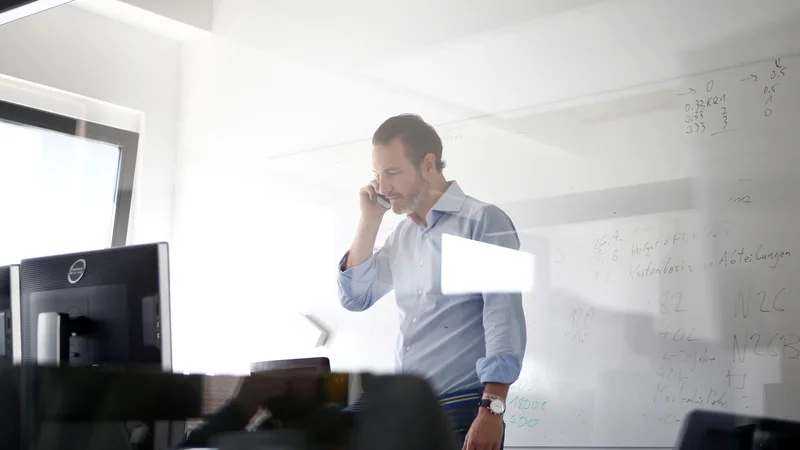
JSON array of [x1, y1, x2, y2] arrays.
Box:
[[478, 396, 506, 416]]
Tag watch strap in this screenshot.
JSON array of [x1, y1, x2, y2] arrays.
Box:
[[478, 398, 504, 415]]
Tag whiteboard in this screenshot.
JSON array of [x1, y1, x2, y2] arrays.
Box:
[[262, 53, 800, 447], [500, 54, 800, 447]]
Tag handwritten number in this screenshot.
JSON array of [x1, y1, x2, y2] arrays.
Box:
[[769, 334, 780, 356], [758, 292, 769, 313], [675, 293, 687, 312], [751, 334, 764, 356], [722, 107, 728, 129], [585, 308, 595, 327], [659, 295, 669, 315], [774, 288, 786, 312], [706, 80, 714, 92], [687, 328, 697, 341]]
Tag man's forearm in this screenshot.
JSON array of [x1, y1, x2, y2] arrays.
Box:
[[482, 382, 510, 400], [345, 218, 381, 270]]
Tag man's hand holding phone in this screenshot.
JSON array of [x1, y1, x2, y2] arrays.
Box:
[[345, 179, 390, 271], [359, 179, 390, 223]]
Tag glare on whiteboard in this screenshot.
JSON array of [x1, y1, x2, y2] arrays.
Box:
[[441, 233, 535, 294]]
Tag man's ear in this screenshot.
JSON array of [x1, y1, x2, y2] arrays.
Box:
[[422, 153, 436, 174]]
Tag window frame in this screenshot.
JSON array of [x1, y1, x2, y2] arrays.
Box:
[[0, 98, 139, 248]]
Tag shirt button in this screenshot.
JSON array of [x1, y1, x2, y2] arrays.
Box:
[[423, 233, 429, 238], [419, 260, 424, 266], [417, 290, 423, 296], [412, 318, 417, 323], [406, 346, 411, 352]]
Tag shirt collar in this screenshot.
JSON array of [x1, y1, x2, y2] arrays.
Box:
[[407, 181, 466, 228], [431, 180, 465, 213]]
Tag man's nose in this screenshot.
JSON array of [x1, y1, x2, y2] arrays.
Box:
[[378, 181, 390, 196]]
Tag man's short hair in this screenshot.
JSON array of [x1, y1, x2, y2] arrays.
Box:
[[373, 114, 446, 171]]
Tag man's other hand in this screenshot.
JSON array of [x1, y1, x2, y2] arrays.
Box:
[[463, 408, 504, 450]]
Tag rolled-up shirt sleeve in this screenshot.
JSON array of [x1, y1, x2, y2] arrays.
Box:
[[473, 205, 527, 385], [337, 235, 394, 312]]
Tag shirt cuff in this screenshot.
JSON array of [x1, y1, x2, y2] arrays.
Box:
[[338, 250, 379, 280], [476, 352, 522, 385]]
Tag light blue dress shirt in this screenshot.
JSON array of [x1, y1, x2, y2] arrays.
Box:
[[338, 181, 527, 396]]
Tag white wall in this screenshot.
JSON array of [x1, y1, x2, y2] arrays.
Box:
[[0, 4, 182, 247]]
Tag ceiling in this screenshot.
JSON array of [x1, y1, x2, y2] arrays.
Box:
[[70, 0, 800, 120], [210, 0, 800, 118], [67, 0, 800, 154], [238, 0, 606, 67]]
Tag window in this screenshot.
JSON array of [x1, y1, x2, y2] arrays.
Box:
[[0, 99, 138, 264]]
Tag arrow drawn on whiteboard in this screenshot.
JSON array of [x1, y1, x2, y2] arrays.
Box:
[[740, 74, 758, 82], [554, 246, 565, 263], [677, 88, 696, 96]]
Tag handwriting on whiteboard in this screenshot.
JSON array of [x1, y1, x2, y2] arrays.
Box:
[[680, 58, 791, 137]]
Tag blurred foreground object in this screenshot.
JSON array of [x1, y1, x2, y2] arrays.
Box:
[[676, 410, 800, 450], [0, 365, 459, 450]]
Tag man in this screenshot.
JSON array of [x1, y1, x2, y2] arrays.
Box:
[[338, 114, 527, 450]]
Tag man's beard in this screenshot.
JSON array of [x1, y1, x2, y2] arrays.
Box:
[[396, 177, 428, 215]]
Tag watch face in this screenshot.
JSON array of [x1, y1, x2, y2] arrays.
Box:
[[489, 399, 505, 414]]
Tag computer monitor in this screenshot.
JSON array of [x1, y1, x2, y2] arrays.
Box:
[[0, 265, 20, 366], [19, 243, 171, 368], [18, 243, 174, 450]]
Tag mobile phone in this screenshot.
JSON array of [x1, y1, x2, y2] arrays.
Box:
[[376, 194, 391, 209]]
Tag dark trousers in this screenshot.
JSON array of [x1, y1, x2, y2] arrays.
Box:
[[344, 385, 506, 449], [446, 396, 506, 450]]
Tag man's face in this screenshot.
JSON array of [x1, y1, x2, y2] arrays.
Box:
[[372, 138, 428, 215]]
